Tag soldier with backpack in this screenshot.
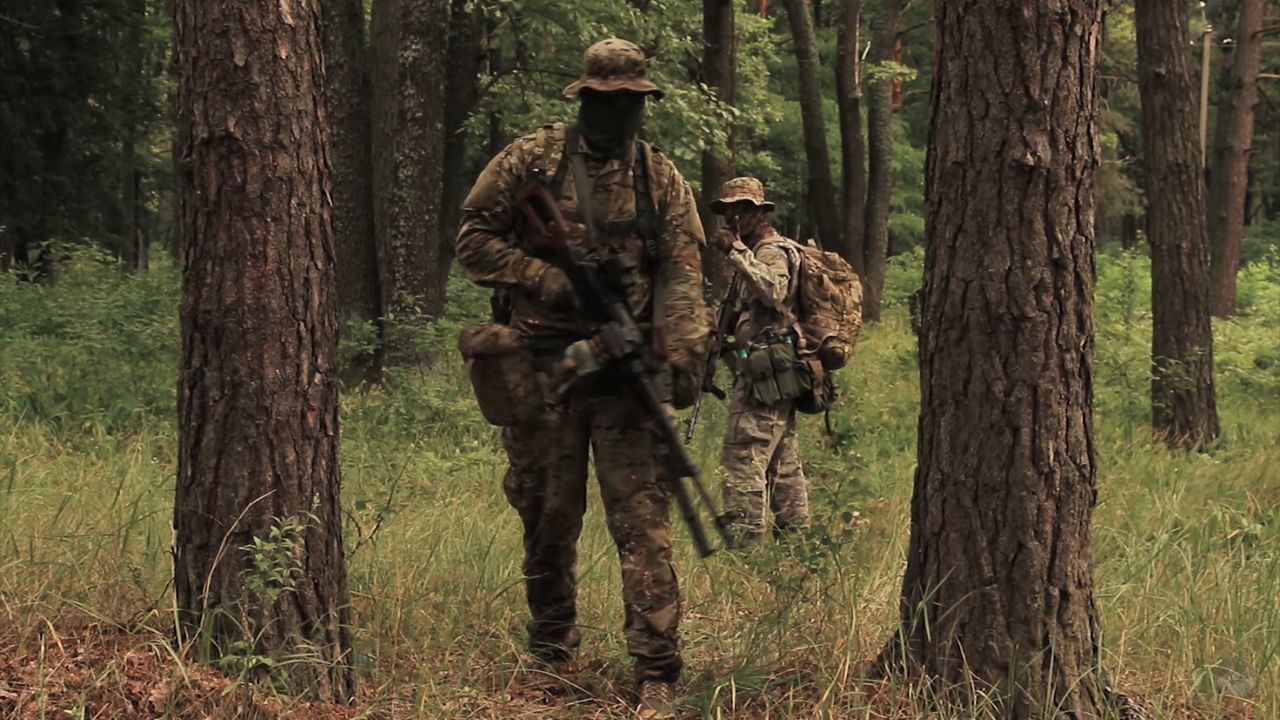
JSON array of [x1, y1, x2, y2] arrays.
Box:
[[706, 177, 862, 548], [455, 38, 709, 720]]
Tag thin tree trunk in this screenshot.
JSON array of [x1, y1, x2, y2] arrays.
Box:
[[439, 0, 485, 303], [885, 1, 1110, 715], [486, 19, 504, 158], [700, 0, 737, 296], [782, 0, 842, 251], [863, 0, 899, 323], [836, 0, 866, 273], [119, 0, 146, 272], [321, 0, 382, 337], [173, 0, 353, 699], [1136, 0, 1221, 449], [371, 0, 449, 348], [1121, 212, 1139, 251], [1207, 0, 1263, 318]]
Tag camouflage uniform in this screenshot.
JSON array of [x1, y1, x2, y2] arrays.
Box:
[[711, 178, 810, 543], [455, 40, 709, 685]]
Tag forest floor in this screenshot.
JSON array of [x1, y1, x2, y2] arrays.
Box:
[[1, 249, 1278, 718]]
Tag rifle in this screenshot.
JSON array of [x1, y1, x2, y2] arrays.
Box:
[[683, 276, 739, 444], [515, 174, 730, 558]]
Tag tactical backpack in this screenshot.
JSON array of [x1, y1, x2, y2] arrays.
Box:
[[763, 237, 863, 371]]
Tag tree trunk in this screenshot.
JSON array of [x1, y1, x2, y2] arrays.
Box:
[[782, 0, 841, 251], [371, 0, 449, 345], [1136, 0, 1221, 449], [118, 0, 146, 272], [439, 0, 485, 302], [835, 0, 866, 273], [887, 1, 1110, 716], [1207, 0, 1263, 318], [173, 0, 353, 700], [863, 0, 899, 323], [1121, 212, 1139, 251], [321, 0, 382, 336], [700, 0, 737, 297], [485, 18, 504, 158]]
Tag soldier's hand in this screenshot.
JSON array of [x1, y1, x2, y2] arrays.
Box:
[[536, 266, 577, 311], [711, 227, 739, 254]]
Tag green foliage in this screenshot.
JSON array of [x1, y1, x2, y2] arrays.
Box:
[[0, 246, 178, 433], [2, 252, 1278, 716], [0, 0, 174, 265], [1239, 220, 1279, 270]]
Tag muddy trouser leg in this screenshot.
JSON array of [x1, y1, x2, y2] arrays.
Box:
[[717, 384, 788, 545], [766, 403, 809, 534], [590, 397, 682, 684], [501, 401, 590, 661]]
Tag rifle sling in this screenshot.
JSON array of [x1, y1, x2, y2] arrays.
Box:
[[565, 130, 665, 349]]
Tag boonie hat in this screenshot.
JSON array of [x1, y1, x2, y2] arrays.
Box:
[[562, 38, 665, 99]]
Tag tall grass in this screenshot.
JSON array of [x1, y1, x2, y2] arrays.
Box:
[[1, 246, 1277, 717]]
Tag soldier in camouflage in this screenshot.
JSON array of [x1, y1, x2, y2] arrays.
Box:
[[706, 178, 811, 547], [455, 38, 709, 720]]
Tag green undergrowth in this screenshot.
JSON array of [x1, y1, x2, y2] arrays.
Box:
[[1, 246, 1277, 717]]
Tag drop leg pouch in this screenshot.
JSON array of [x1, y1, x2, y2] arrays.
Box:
[[458, 323, 545, 427]]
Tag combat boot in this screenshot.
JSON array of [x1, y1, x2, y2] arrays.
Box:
[[636, 681, 676, 719]]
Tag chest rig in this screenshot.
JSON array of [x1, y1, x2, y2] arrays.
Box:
[[548, 124, 660, 271]]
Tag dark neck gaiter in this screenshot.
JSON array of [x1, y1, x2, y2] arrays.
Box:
[[578, 93, 645, 159]]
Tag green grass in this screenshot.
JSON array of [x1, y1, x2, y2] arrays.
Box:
[[1, 247, 1277, 717]]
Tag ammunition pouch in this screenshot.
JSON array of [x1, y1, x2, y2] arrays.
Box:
[[794, 357, 837, 415], [739, 336, 812, 407], [457, 323, 545, 427]]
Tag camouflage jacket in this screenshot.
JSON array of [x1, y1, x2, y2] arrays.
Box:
[[725, 229, 801, 347], [456, 122, 710, 374]]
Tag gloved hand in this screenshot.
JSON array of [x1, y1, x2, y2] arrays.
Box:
[[536, 266, 577, 311], [551, 338, 601, 398], [710, 227, 739, 254]]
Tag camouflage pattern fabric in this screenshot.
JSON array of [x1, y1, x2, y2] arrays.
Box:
[[717, 225, 810, 542], [501, 390, 682, 683], [456, 118, 708, 683], [562, 38, 665, 98], [723, 228, 802, 345], [716, 382, 809, 542], [456, 122, 708, 377]]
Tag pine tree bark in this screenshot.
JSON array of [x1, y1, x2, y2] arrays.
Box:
[[782, 0, 841, 250], [863, 0, 899, 323], [1136, 0, 1221, 449], [371, 0, 449, 345], [439, 0, 485, 301], [1207, 0, 1263, 318], [700, 0, 737, 296], [887, 1, 1110, 715], [321, 0, 382, 334], [836, 0, 866, 273], [173, 0, 353, 700]]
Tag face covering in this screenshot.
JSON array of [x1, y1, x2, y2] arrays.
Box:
[[727, 205, 765, 242], [578, 91, 646, 158]]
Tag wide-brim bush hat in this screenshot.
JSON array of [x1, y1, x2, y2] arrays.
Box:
[[710, 177, 776, 214], [562, 38, 665, 99]]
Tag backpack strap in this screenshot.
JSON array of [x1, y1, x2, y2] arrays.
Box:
[[752, 232, 803, 330], [543, 123, 572, 200], [633, 141, 659, 268]]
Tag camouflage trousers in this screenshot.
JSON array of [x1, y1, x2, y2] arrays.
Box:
[[716, 382, 809, 544], [500, 392, 682, 683]]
